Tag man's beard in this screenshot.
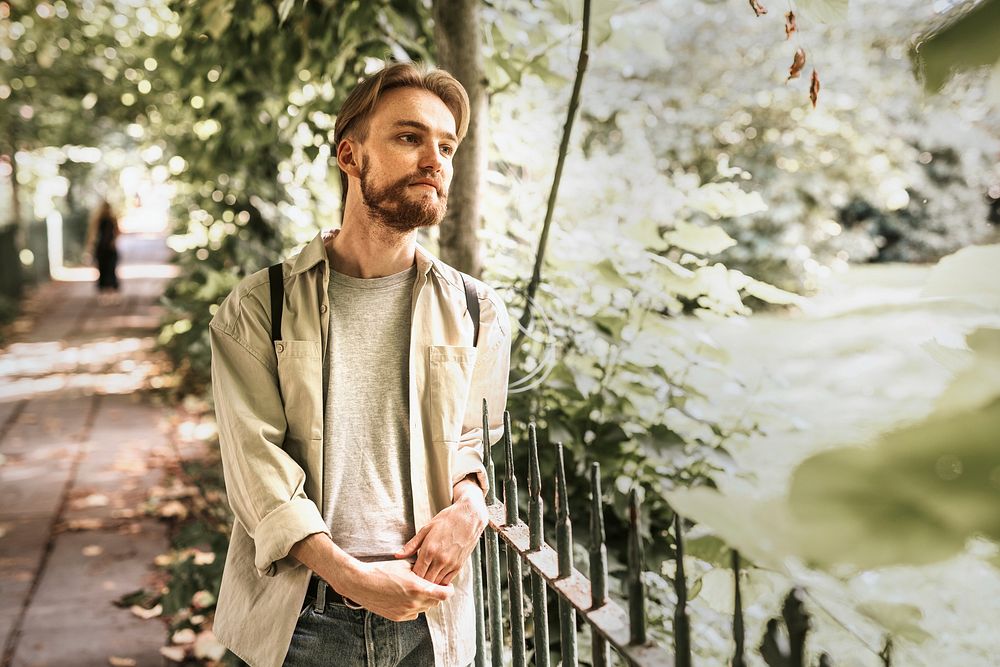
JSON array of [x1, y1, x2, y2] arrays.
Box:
[[359, 157, 448, 233]]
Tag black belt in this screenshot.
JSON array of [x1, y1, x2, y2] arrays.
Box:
[[306, 576, 364, 610]]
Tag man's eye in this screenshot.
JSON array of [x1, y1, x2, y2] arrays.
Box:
[[401, 134, 418, 143], [441, 145, 455, 156]]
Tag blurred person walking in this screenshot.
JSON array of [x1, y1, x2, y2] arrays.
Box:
[[86, 198, 121, 296]]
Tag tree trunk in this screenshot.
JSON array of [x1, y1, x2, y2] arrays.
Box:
[[6, 135, 28, 264], [432, 0, 485, 278]]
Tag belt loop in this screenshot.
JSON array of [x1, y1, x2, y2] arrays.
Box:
[[315, 579, 327, 612]]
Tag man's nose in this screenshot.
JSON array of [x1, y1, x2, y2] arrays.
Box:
[[418, 144, 445, 173]]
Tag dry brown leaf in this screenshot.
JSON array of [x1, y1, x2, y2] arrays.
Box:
[[171, 628, 196, 645], [159, 646, 186, 663], [65, 518, 104, 531], [788, 47, 806, 80], [130, 603, 163, 620], [810, 69, 820, 107], [749, 0, 767, 15], [192, 550, 216, 566], [784, 11, 796, 38], [193, 631, 227, 662], [108, 657, 137, 667], [158, 500, 188, 520], [191, 590, 216, 609], [81, 493, 109, 508]]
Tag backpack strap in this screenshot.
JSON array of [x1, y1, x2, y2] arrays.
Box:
[[461, 273, 480, 348], [268, 263, 284, 343]]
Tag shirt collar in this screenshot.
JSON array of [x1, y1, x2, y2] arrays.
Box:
[[289, 228, 437, 278]]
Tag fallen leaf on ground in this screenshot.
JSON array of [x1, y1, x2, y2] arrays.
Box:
[[118, 522, 142, 535], [65, 518, 104, 531], [159, 646, 186, 662], [130, 603, 163, 619], [157, 500, 188, 519], [192, 590, 216, 609], [69, 493, 109, 510], [108, 657, 137, 667], [194, 630, 227, 661], [192, 550, 216, 566], [82, 544, 103, 557], [171, 628, 196, 644]]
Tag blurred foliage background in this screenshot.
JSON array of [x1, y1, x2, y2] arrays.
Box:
[[2, 0, 999, 664]]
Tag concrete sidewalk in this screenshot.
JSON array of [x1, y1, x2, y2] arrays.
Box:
[[0, 234, 180, 667]]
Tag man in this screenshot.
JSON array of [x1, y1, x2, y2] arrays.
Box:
[[208, 61, 511, 667]]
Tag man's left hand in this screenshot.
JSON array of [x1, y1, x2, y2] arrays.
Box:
[[394, 478, 489, 586]]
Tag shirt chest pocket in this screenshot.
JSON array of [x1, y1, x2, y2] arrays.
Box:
[[274, 340, 323, 443], [427, 345, 478, 445]]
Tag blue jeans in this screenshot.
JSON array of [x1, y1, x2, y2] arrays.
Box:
[[283, 593, 436, 667]]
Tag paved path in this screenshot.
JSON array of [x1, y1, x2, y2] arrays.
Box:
[[0, 234, 179, 667]]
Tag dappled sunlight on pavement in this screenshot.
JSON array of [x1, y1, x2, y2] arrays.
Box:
[[0, 233, 182, 666]]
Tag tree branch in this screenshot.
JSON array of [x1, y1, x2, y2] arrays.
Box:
[[512, 0, 592, 356]]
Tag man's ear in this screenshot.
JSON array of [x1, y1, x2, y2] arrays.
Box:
[[337, 139, 361, 178]]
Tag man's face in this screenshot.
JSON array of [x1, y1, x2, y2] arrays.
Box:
[[352, 87, 458, 233]]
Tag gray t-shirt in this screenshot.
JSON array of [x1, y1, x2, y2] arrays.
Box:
[[322, 264, 417, 561]]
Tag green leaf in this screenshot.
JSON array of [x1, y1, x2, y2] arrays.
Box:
[[856, 601, 932, 642], [741, 277, 804, 306], [684, 182, 768, 221], [593, 258, 631, 288], [911, 0, 1000, 92], [635, 424, 685, 458], [922, 244, 1000, 310], [278, 0, 296, 25], [663, 487, 796, 571], [794, 0, 850, 24], [663, 221, 737, 256], [249, 5, 273, 35], [788, 398, 1000, 568], [934, 328, 1000, 415], [203, 0, 234, 39]]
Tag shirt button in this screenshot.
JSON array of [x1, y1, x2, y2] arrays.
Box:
[[275, 343, 284, 353], [320, 304, 328, 314]]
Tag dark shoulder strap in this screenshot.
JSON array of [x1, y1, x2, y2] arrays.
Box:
[[461, 273, 480, 348], [268, 263, 283, 343]]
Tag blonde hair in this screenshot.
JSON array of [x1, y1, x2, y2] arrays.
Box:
[[333, 61, 470, 200]]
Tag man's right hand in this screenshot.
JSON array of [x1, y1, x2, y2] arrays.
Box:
[[334, 559, 453, 622], [290, 533, 453, 622]]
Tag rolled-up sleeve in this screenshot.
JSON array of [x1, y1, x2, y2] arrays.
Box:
[[451, 286, 512, 498], [210, 305, 330, 577]]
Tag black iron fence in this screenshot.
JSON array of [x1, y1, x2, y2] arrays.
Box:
[[473, 402, 895, 667]]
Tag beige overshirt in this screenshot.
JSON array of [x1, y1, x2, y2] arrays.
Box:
[[208, 228, 511, 667]]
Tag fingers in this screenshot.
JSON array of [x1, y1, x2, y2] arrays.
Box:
[[440, 569, 458, 586], [426, 581, 454, 602], [412, 551, 432, 579], [396, 525, 430, 559], [424, 560, 446, 585]]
